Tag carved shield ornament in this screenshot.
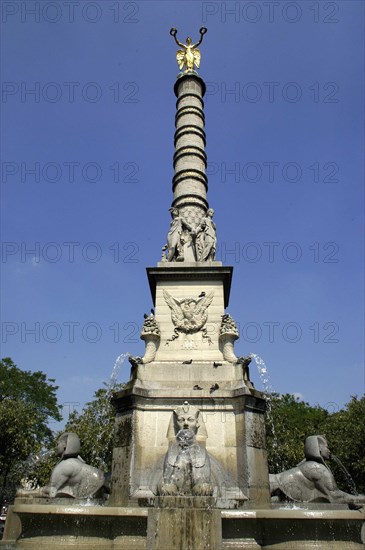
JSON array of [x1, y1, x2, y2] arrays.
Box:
[[163, 290, 214, 333]]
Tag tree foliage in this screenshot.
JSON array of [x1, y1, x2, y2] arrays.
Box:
[[0, 358, 62, 503], [265, 394, 329, 473], [266, 393, 365, 495], [323, 396, 365, 493], [64, 384, 124, 472]]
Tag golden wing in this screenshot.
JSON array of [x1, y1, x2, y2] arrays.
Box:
[[163, 290, 184, 326], [176, 50, 185, 70], [193, 49, 201, 68]]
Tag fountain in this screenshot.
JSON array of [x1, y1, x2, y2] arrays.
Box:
[[2, 27, 364, 550]]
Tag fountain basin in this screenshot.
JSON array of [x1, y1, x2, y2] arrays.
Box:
[[1, 502, 147, 549], [2, 501, 364, 549], [222, 507, 365, 549]]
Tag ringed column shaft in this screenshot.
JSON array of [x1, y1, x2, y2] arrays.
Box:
[[172, 74, 209, 227]]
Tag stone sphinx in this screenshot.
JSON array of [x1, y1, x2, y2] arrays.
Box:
[[17, 432, 108, 499], [270, 435, 365, 505], [158, 402, 213, 496], [159, 428, 213, 496]]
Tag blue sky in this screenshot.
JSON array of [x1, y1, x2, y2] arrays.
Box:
[[1, 0, 364, 426]]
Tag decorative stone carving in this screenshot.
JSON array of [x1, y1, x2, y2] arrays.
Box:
[[163, 289, 214, 344], [270, 435, 365, 505], [128, 314, 161, 371], [158, 402, 213, 496], [220, 313, 239, 337], [178, 204, 205, 230], [219, 313, 239, 363], [219, 314, 253, 385], [140, 312, 160, 363], [16, 433, 108, 499], [154, 402, 247, 505], [166, 401, 208, 442], [158, 429, 213, 496], [195, 208, 217, 261], [163, 206, 217, 263], [165, 207, 195, 262]]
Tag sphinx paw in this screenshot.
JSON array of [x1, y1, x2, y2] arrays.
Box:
[[192, 483, 213, 496], [160, 483, 178, 496]]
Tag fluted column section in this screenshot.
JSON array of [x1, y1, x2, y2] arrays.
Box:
[[172, 74, 209, 228]]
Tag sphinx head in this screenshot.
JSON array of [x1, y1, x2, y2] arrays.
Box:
[[174, 401, 200, 434], [304, 435, 331, 463], [56, 432, 80, 458]]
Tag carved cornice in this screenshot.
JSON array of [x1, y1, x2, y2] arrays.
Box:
[[147, 265, 233, 308]]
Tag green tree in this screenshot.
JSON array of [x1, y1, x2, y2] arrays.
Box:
[[0, 358, 62, 503], [324, 395, 365, 493], [265, 394, 329, 473], [265, 394, 365, 496], [64, 384, 124, 471]]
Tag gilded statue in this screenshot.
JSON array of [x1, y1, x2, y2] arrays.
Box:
[[170, 27, 207, 73]]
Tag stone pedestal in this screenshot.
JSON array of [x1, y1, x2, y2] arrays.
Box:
[[109, 262, 270, 509], [147, 497, 221, 550]]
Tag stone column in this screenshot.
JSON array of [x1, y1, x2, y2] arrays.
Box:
[[172, 74, 208, 230]]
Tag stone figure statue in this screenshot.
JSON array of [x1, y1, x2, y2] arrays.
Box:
[[151, 401, 247, 504], [17, 432, 108, 499], [270, 435, 365, 505], [170, 27, 207, 73], [196, 208, 217, 261], [158, 402, 213, 496], [166, 207, 195, 262], [159, 429, 213, 496]]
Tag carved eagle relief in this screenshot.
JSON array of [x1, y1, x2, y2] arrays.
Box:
[[163, 290, 214, 334]]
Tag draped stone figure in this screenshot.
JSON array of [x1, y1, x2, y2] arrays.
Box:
[[166, 207, 195, 262], [196, 208, 217, 261]]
